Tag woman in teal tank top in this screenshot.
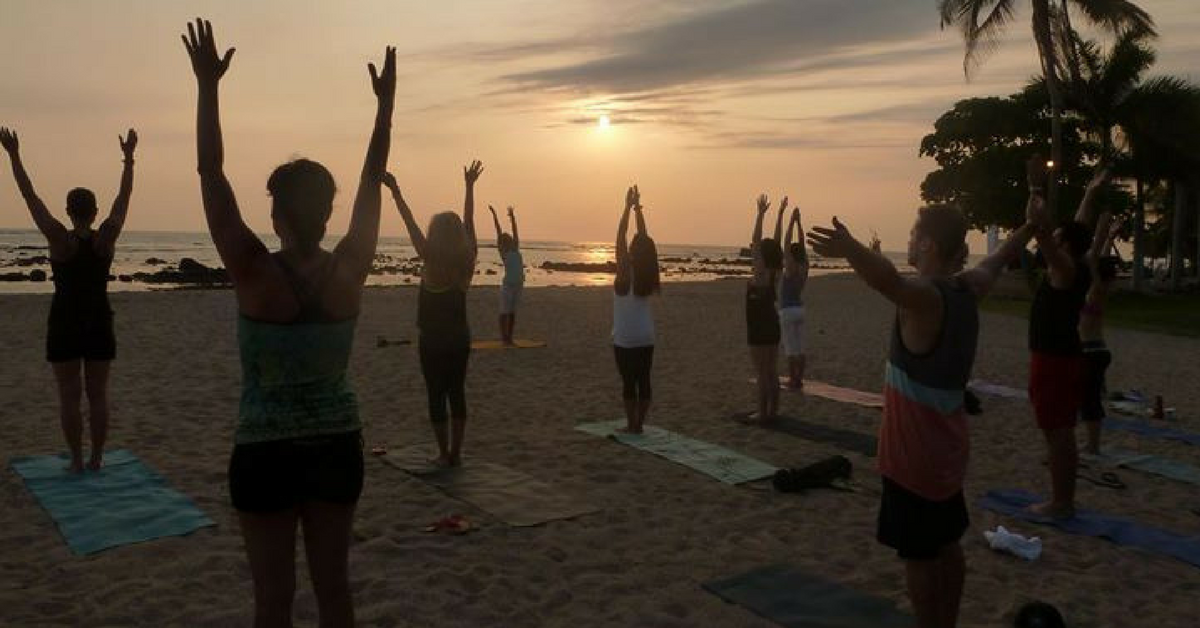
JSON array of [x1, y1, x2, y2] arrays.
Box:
[[183, 19, 395, 627]]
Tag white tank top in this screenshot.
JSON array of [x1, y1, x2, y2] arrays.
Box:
[[612, 292, 655, 348]]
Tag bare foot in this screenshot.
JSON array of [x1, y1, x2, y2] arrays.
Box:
[[617, 426, 643, 435], [1028, 501, 1075, 520], [429, 454, 453, 468], [86, 457, 103, 471], [65, 459, 84, 474]]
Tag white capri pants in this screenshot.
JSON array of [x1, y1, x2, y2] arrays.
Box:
[[779, 305, 805, 357]]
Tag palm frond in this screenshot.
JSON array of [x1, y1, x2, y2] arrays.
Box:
[[1069, 0, 1157, 38], [939, 0, 1021, 78]]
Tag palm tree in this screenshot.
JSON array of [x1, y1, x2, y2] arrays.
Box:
[[938, 0, 1155, 212]]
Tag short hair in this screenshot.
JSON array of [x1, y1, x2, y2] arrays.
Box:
[[759, 238, 783, 271], [915, 205, 968, 266], [497, 233, 515, 252], [66, 188, 98, 224], [1057, 220, 1093, 259], [267, 159, 336, 251]]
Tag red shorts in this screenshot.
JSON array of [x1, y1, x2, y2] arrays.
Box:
[[1029, 352, 1084, 431]]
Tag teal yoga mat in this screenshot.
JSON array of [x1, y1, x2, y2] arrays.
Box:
[[10, 450, 215, 555], [703, 564, 912, 627], [1088, 448, 1200, 486], [575, 421, 777, 484]]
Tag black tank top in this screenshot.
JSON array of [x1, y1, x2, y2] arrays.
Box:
[[50, 233, 112, 322], [1029, 261, 1091, 355], [417, 282, 469, 345]]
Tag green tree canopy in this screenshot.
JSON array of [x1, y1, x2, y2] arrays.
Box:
[[919, 85, 1098, 230]]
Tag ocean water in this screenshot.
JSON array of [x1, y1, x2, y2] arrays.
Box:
[[0, 229, 881, 294]]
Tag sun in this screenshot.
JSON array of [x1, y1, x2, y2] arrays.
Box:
[[598, 115, 611, 129]]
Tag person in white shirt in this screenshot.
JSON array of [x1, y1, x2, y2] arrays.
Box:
[[612, 185, 660, 434]]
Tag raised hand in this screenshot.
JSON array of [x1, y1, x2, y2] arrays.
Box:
[[181, 18, 235, 85], [0, 127, 17, 154], [380, 171, 401, 194], [507, 205, 515, 218], [807, 217, 857, 259], [119, 129, 137, 161], [369, 46, 396, 103], [756, 194, 770, 215], [791, 207, 801, 220], [625, 185, 641, 210], [488, 204, 498, 217], [778, 196, 789, 211], [464, 160, 484, 186]]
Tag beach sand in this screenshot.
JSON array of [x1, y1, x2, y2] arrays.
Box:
[[2, 275, 1198, 627]]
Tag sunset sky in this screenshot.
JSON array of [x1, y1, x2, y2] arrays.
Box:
[[2, 0, 1197, 248]]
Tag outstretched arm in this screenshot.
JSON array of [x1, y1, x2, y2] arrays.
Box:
[[807, 217, 940, 312], [1026, 157, 1076, 288], [616, 186, 637, 283], [381, 172, 426, 258], [489, 205, 503, 243], [462, 161, 483, 257], [182, 19, 268, 282], [751, 194, 769, 245], [1074, 166, 1111, 226], [773, 196, 788, 242], [334, 46, 396, 280], [96, 129, 137, 257], [784, 207, 798, 248], [1087, 211, 1115, 262], [0, 128, 68, 249], [508, 206, 520, 249], [957, 221, 1037, 298]]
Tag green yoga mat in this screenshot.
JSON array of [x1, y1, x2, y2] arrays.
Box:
[[380, 445, 597, 526], [1086, 448, 1200, 486], [10, 450, 215, 555], [575, 421, 777, 484], [703, 564, 912, 627]]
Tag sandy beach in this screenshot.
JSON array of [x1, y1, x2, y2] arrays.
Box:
[[2, 275, 1198, 627]]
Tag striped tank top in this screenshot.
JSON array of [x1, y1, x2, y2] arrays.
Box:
[[878, 277, 978, 501]]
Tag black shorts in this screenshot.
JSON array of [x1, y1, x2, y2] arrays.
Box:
[[46, 314, 116, 363], [746, 299, 781, 346], [229, 431, 364, 513], [877, 477, 968, 560], [1081, 343, 1112, 422]]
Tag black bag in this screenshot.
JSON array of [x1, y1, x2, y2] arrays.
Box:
[[773, 455, 852, 493]]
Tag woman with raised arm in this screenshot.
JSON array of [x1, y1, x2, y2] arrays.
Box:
[[1, 126, 136, 473], [182, 18, 394, 627], [1079, 213, 1122, 455], [383, 160, 482, 467], [611, 185, 659, 434], [489, 203, 525, 345], [779, 206, 809, 390], [743, 194, 785, 423]]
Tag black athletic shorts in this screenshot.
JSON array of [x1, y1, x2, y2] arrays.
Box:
[[229, 431, 364, 513], [877, 476, 969, 560], [1081, 342, 1112, 422], [46, 313, 116, 363]]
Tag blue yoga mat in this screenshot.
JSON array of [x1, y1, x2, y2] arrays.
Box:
[[575, 421, 776, 484], [10, 449, 215, 555], [1105, 417, 1200, 446], [703, 564, 912, 628], [978, 489, 1200, 569], [1091, 448, 1200, 486]]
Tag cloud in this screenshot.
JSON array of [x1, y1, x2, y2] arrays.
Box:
[[503, 0, 942, 94]]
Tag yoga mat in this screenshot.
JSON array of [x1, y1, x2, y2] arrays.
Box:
[[575, 421, 777, 484], [470, 339, 547, 350], [703, 564, 912, 628], [1104, 417, 1200, 447], [967, 379, 1028, 400], [1088, 448, 1200, 486], [747, 414, 877, 457], [380, 445, 596, 527], [802, 381, 884, 409], [10, 450, 215, 555], [978, 489, 1200, 568]]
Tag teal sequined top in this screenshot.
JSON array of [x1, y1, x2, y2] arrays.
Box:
[[235, 316, 361, 445]]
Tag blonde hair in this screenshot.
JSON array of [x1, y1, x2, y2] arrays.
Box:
[[424, 212, 472, 288]]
